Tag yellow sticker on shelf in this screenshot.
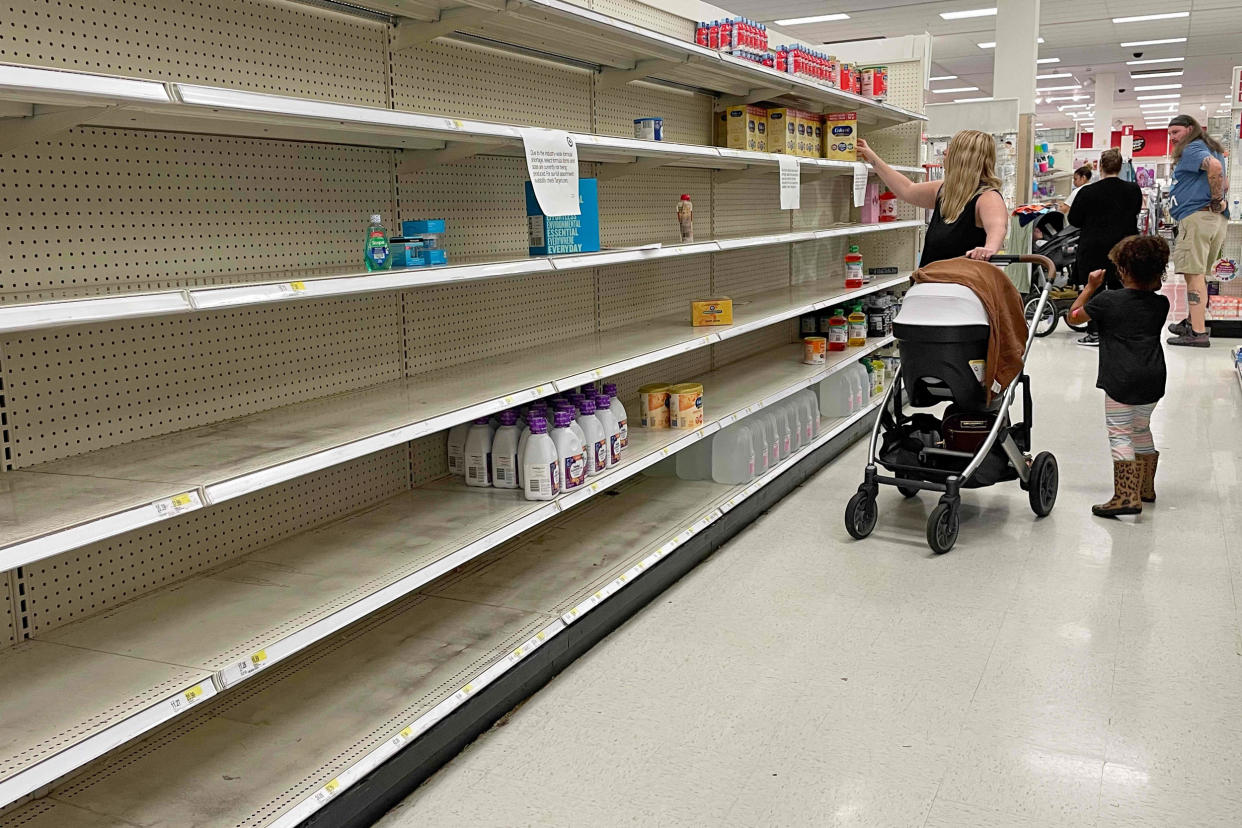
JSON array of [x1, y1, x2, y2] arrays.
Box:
[[290, 281, 306, 291], [462, 683, 474, 695], [251, 649, 267, 665], [184, 685, 204, 702], [325, 779, 340, 794], [400, 727, 412, 739], [513, 647, 524, 658], [537, 631, 546, 641], [170, 493, 194, 508], [504, 395, 514, 404], [594, 591, 603, 600]]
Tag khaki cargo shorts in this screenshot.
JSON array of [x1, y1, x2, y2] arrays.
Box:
[[1173, 209, 1227, 275]]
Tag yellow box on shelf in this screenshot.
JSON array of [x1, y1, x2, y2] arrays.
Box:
[[690, 297, 733, 327]]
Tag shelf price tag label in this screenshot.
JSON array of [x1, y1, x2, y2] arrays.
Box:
[[167, 683, 208, 714], [153, 490, 203, 519], [778, 155, 801, 210], [278, 281, 307, 295], [520, 127, 580, 216]]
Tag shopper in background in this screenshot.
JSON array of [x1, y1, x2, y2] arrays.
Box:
[[1068, 235, 1170, 518], [1058, 166, 1093, 214], [1068, 149, 1143, 346], [858, 130, 1008, 266], [1165, 114, 1228, 348]]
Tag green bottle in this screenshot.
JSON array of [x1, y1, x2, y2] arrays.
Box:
[[364, 214, 390, 271]]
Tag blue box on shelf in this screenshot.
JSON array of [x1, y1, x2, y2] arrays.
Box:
[[390, 238, 426, 268], [525, 178, 600, 256], [401, 219, 446, 236], [420, 249, 448, 266]]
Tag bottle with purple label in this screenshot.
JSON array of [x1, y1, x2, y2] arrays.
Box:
[[522, 417, 559, 502], [594, 394, 621, 468], [551, 410, 586, 491], [576, 398, 608, 477], [601, 383, 629, 450], [491, 410, 521, 489]]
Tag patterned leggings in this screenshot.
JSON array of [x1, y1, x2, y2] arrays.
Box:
[[1105, 395, 1157, 462]]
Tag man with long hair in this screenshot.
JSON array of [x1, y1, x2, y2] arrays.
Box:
[[1166, 114, 1228, 347]]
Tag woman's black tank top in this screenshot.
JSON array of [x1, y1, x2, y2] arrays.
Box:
[[919, 190, 990, 267]]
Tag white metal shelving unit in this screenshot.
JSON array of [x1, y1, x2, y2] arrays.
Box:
[[0, 0, 929, 821]]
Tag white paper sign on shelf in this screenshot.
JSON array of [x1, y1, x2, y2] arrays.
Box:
[[519, 128, 580, 216], [852, 163, 868, 207], [778, 155, 801, 210]]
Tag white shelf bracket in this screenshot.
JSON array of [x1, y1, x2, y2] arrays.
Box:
[[594, 154, 697, 182], [715, 87, 788, 109], [597, 58, 678, 90], [0, 104, 122, 153], [397, 141, 492, 174], [392, 6, 502, 52]]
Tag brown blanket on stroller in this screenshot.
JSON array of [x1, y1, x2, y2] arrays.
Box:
[[912, 257, 1027, 405]]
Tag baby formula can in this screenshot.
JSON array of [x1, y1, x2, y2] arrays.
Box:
[[803, 336, 827, 365], [669, 383, 705, 429], [638, 383, 671, 428], [633, 117, 663, 141]]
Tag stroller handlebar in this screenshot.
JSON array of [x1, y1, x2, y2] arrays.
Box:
[[987, 253, 1056, 277]]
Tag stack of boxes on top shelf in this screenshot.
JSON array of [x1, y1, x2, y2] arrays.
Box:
[[717, 106, 862, 162]]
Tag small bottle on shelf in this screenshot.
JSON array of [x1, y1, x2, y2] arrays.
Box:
[[464, 417, 494, 487], [677, 194, 694, 243], [848, 303, 867, 347], [521, 418, 559, 501], [827, 308, 848, 351], [364, 214, 390, 272]]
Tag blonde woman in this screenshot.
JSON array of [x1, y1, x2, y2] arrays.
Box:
[[858, 130, 1008, 266]]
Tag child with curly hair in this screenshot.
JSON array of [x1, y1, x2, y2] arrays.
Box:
[[1068, 235, 1171, 517]]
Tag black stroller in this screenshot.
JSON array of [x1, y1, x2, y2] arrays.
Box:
[[844, 254, 1059, 554], [1023, 212, 1088, 337]]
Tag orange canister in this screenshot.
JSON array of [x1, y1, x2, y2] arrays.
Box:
[[668, 383, 704, 429], [638, 383, 671, 428], [803, 336, 827, 365]]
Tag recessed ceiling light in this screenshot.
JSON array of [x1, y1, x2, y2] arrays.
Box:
[[1036, 123, 1046, 126], [928, 75, 958, 81], [932, 86, 980, 93], [978, 38, 1043, 48], [1126, 57, 1184, 65], [954, 96, 995, 102], [1037, 72, 1072, 79], [1060, 104, 1091, 109], [1120, 38, 1187, 46], [1037, 85, 1081, 92], [1137, 93, 1181, 99], [1037, 58, 1061, 64], [773, 13, 850, 24], [941, 7, 996, 19], [1134, 83, 1183, 91], [1112, 11, 1189, 23], [1130, 70, 1184, 78], [1045, 95, 1085, 102]]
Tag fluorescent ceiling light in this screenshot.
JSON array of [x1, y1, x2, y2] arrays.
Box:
[[1139, 101, 1176, 107], [1120, 38, 1187, 46], [0, 64, 169, 102], [1059, 104, 1091, 109], [1137, 93, 1181, 99], [1126, 57, 1184, 65], [1045, 95, 1085, 102], [954, 96, 994, 102], [1113, 11, 1189, 22], [928, 75, 958, 81], [1037, 72, 1071, 79], [1036, 123, 1045, 126], [1037, 58, 1061, 64], [1037, 85, 1081, 92], [932, 86, 979, 93], [940, 7, 996, 19], [1130, 70, 1184, 78], [978, 37, 1043, 48], [773, 13, 850, 24], [1134, 83, 1182, 91]]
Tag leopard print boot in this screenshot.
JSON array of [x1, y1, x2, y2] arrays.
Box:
[[1135, 451, 1159, 503], [1092, 460, 1143, 517]]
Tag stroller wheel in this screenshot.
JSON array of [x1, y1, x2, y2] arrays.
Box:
[[845, 490, 878, 540], [1024, 296, 1058, 337], [897, 485, 920, 498], [926, 500, 960, 554], [1064, 314, 1089, 333], [1028, 451, 1059, 517]]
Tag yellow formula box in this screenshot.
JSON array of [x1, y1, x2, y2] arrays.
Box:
[[810, 113, 824, 158], [724, 105, 769, 151], [690, 297, 733, 327], [766, 108, 796, 154], [824, 111, 858, 161]]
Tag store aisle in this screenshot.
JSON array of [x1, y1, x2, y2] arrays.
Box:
[[378, 332, 1242, 828]]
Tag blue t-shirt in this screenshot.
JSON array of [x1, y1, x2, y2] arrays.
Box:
[[1169, 138, 1225, 221]]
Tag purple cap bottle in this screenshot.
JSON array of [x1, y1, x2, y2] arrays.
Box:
[[602, 383, 618, 398], [473, 416, 490, 425], [528, 416, 548, 434], [579, 398, 596, 415], [497, 410, 518, 426], [553, 410, 573, 428], [595, 393, 612, 410]]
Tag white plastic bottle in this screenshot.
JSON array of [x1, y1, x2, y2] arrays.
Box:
[[772, 406, 793, 460], [491, 410, 521, 489], [577, 398, 608, 477], [852, 362, 869, 408], [759, 410, 783, 464], [749, 416, 771, 474], [602, 383, 629, 450], [522, 417, 560, 501], [675, 436, 713, 481], [551, 410, 586, 491], [446, 422, 471, 477], [517, 403, 548, 465], [818, 371, 853, 417], [554, 401, 589, 466], [796, 389, 820, 443], [711, 422, 754, 484], [783, 399, 805, 452], [594, 393, 621, 467], [464, 417, 493, 487]]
